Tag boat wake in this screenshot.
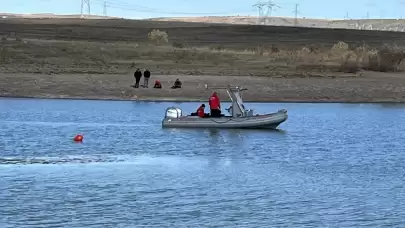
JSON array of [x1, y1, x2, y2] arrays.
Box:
[[1, 120, 151, 128], [0, 155, 128, 165], [0, 154, 210, 167]]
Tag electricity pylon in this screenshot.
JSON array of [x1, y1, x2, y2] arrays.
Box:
[[81, 0, 91, 18], [253, 0, 280, 25]]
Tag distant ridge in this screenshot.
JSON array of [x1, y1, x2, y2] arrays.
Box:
[[0, 13, 120, 19], [147, 16, 405, 32], [1, 13, 404, 32]]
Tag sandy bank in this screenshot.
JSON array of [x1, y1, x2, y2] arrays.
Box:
[[1, 73, 405, 103]]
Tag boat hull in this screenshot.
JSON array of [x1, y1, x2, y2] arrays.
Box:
[[162, 111, 288, 129]]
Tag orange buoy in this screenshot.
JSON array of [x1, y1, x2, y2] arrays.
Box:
[[73, 134, 84, 142]]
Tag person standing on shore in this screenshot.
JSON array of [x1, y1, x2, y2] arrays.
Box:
[[134, 68, 142, 88], [143, 69, 151, 88]]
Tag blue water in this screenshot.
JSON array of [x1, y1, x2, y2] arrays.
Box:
[[1, 98, 405, 227]]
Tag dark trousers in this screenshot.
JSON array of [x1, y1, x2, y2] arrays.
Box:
[[210, 109, 221, 117], [144, 77, 150, 87], [134, 77, 141, 88]]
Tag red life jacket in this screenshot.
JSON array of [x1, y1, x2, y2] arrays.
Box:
[[197, 106, 205, 117], [209, 93, 220, 109]]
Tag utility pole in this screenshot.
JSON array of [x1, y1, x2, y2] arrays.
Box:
[[400, 1, 405, 19], [253, 0, 280, 25], [103, 0, 107, 16], [293, 4, 299, 26], [81, 0, 91, 18], [365, 1, 373, 19]]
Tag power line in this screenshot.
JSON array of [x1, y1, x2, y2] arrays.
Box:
[[103, 0, 107, 16]]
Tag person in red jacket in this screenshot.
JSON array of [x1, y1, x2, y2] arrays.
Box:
[[196, 104, 205, 117], [153, 80, 162, 89], [209, 92, 222, 117]]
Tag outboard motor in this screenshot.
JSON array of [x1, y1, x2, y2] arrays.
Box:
[[165, 107, 182, 118]]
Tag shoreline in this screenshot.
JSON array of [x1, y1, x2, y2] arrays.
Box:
[[2, 73, 405, 104], [2, 95, 405, 104]]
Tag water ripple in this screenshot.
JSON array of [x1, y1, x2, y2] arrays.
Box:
[[1, 99, 405, 227]]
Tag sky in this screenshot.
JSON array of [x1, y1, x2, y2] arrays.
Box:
[[2, 0, 405, 20]]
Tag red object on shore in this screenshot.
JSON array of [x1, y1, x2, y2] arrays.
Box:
[[73, 134, 83, 142]]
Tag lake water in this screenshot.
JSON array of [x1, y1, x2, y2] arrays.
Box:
[[1, 98, 405, 227]]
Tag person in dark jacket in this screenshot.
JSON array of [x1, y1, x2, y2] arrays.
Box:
[[171, 78, 182, 89], [143, 69, 151, 88], [134, 68, 142, 88]]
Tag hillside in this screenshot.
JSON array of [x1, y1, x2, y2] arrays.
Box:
[[2, 13, 405, 32], [149, 16, 405, 32], [1, 17, 404, 49], [0, 17, 405, 75], [1, 17, 405, 102], [0, 13, 118, 19]]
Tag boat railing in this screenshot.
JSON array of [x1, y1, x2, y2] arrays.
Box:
[[165, 107, 182, 118], [204, 84, 252, 118]]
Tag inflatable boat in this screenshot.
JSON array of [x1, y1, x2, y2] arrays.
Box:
[[161, 85, 288, 129]]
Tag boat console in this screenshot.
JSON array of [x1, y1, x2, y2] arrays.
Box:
[[223, 86, 254, 118]]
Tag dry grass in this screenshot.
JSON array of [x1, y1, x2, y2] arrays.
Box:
[[1, 34, 404, 76], [328, 41, 405, 73], [148, 29, 169, 45]]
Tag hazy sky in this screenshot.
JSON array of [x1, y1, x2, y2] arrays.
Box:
[[3, 0, 404, 20]]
